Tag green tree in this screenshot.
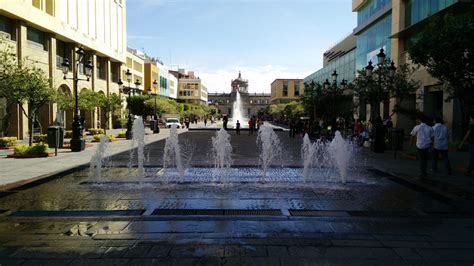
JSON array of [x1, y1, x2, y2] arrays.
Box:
[[352, 62, 419, 120], [97, 93, 122, 134], [0, 39, 18, 136], [10, 65, 55, 146], [408, 4, 474, 129]]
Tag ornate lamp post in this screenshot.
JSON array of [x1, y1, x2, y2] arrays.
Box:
[[365, 48, 396, 118], [147, 80, 159, 133], [61, 47, 93, 152], [323, 70, 348, 123]]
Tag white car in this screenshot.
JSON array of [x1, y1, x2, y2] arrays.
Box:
[[166, 118, 181, 128]]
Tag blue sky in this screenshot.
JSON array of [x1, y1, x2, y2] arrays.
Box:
[[127, 0, 356, 93]]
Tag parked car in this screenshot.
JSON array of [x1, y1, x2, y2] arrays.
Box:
[[166, 118, 181, 128]]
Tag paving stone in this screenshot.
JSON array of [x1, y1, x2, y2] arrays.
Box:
[[319, 247, 400, 259], [288, 246, 321, 257], [145, 245, 171, 258], [0, 259, 25, 266], [224, 245, 267, 257], [122, 246, 152, 258], [381, 240, 432, 248], [435, 249, 474, 261], [222, 257, 280, 266], [266, 246, 290, 257], [69, 258, 130, 266], [170, 245, 224, 258], [331, 239, 382, 247], [392, 248, 422, 260], [413, 248, 441, 260]]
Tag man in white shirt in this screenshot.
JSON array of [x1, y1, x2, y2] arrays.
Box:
[[432, 117, 452, 175], [411, 117, 434, 178]]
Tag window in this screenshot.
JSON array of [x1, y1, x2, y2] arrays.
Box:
[[27, 27, 46, 51], [111, 62, 120, 82], [96, 57, 106, 80], [56, 40, 69, 69], [0, 16, 15, 41], [250, 100, 253, 104], [45, 0, 54, 16], [32, 0, 41, 9], [282, 81, 288, 97], [294, 82, 300, 96], [405, 0, 457, 27]]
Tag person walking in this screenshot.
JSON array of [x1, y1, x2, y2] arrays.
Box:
[[204, 118, 207, 127], [373, 116, 386, 153], [459, 114, 474, 175], [223, 115, 228, 130], [410, 117, 434, 178], [432, 117, 452, 175], [236, 120, 241, 135], [248, 118, 255, 135]]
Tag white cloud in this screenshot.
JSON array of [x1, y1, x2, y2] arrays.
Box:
[[197, 65, 312, 94]]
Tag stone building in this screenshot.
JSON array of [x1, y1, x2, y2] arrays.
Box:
[[208, 72, 270, 117]]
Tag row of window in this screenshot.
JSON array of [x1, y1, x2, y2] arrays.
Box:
[[179, 90, 194, 97], [357, 0, 391, 26], [405, 0, 458, 27], [281, 81, 301, 97], [305, 50, 356, 85]]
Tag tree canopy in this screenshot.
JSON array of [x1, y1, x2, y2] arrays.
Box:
[[408, 3, 474, 117]]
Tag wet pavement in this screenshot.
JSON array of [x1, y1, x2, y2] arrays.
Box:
[[0, 131, 473, 265]]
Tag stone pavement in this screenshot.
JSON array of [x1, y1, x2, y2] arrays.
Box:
[[0, 129, 473, 265], [0, 128, 184, 190]]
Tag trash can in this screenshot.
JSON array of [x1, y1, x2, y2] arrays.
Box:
[[47, 126, 64, 148]]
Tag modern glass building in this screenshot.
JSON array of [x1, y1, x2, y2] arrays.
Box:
[[353, 0, 393, 70], [352, 0, 470, 135], [304, 34, 356, 85]]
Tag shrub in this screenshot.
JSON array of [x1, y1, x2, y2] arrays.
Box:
[[92, 134, 116, 142], [13, 143, 49, 155], [64, 130, 73, 138], [88, 128, 105, 135], [0, 137, 17, 147], [116, 131, 126, 138], [33, 134, 47, 143]]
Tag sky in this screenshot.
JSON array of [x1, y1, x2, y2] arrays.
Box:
[[127, 0, 357, 93]]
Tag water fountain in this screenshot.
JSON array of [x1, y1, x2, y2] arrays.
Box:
[[128, 116, 146, 179], [257, 124, 282, 179], [211, 128, 233, 182], [301, 134, 316, 182], [328, 131, 353, 184], [89, 136, 109, 181], [232, 91, 245, 126], [163, 125, 185, 182]]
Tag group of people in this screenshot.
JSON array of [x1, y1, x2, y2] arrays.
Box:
[[234, 116, 263, 136], [411, 114, 474, 178]]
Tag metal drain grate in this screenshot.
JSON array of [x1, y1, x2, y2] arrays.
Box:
[[151, 209, 282, 216], [289, 210, 350, 217], [151, 209, 224, 216], [10, 209, 145, 217]]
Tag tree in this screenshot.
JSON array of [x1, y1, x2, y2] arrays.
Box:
[[352, 61, 419, 120], [97, 93, 122, 134], [10, 65, 55, 146], [301, 81, 353, 123], [0, 39, 18, 136], [408, 3, 474, 128]]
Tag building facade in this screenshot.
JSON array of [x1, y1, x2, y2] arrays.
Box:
[[208, 72, 271, 117], [304, 34, 356, 85], [0, 0, 126, 139], [352, 0, 468, 135], [170, 69, 208, 105], [270, 79, 304, 104]]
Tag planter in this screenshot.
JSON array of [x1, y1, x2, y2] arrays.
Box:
[[7, 152, 54, 158]]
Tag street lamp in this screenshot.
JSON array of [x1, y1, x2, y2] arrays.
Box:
[[134, 79, 141, 96], [118, 69, 133, 139], [147, 80, 159, 133], [61, 47, 93, 152], [365, 48, 397, 118]]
